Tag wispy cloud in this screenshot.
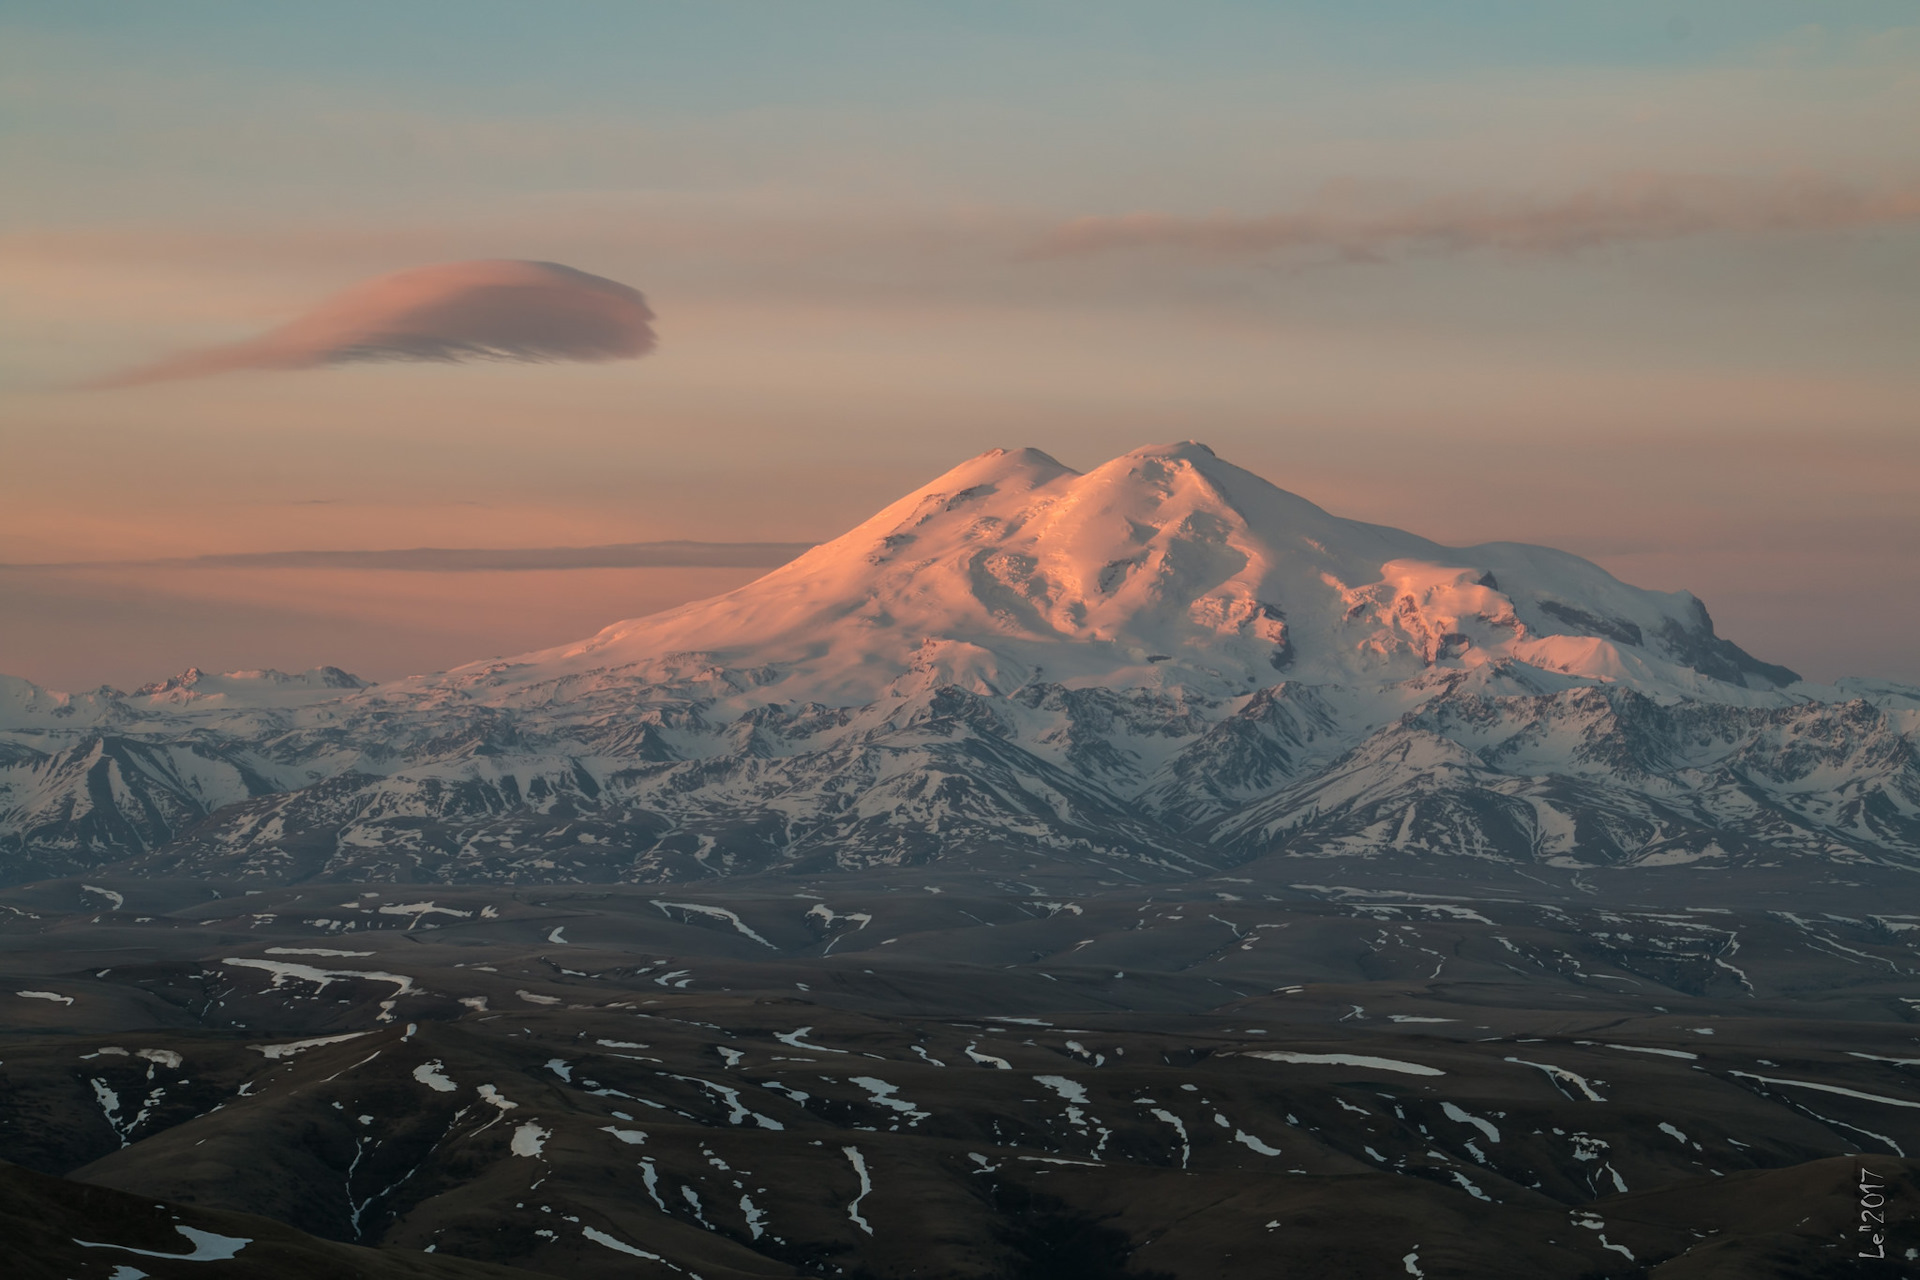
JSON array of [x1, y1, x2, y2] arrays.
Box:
[[91, 259, 655, 387], [1038, 174, 1920, 261], [2, 541, 811, 572]]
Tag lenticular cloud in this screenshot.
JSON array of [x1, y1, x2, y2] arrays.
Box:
[[97, 259, 655, 387]]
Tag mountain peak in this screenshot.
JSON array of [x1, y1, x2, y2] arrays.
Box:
[[506, 443, 1797, 702], [917, 445, 1074, 489], [1125, 440, 1216, 462], [135, 666, 207, 696]]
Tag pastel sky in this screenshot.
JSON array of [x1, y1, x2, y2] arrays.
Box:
[[3, 2, 1918, 689]]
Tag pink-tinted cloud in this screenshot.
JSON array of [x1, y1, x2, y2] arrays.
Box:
[[1039, 174, 1920, 260], [94, 259, 655, 387]]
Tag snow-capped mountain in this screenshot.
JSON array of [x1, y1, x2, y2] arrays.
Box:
[[473, 441, 1801, 702], [3, 443, 1916, 884]]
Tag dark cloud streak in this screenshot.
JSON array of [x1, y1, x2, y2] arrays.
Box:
[[1039, 174, 1920, 261], [92, 259, 655, 388], [3, 541, 814, 573]]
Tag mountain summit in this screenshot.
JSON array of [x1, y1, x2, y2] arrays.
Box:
[[1, 443, 1913, 885], [486, 441, 1795, 705]]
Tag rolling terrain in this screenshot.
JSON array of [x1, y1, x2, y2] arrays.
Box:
[[2, 869, 1917, 1277]]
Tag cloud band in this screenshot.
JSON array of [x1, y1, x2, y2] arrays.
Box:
[[1, 542, 814, 573], [1039, 174, 1920, 261], [95, 259, 656, 387]]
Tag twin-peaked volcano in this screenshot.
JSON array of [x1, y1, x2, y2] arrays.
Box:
[[490, 441, 1794, 703]]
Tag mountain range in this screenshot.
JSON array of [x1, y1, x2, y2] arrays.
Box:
[[4, 441, 1917, 887]]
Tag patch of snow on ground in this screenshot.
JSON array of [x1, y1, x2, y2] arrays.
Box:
[[75, 1226, 251, 1261], [666, 1073, 786, 1129], [582, 1226, 662, 1260], [412, 1060, 456, 1092], [478, 1084, 518, 1111], [842, 1146, 875, 1235], [1449, 1171, 1492, 1201], [1505, 1058, 1605, 1101], [808, 903, 874, 929], [1440, 1101, 1500, 1143], [775, 1026, 847, 1054], [1575, 1213, 1635, 1261], [1034, 1075, 1090, 1104], [82, 884, 125, 910], [90, 1079, 125, 1141], [510, 1122, 549, 1157], [851, 1076, 930, 1125], [637, 1158, 668, 1210], [1728, 1071, 1920, 1109], [1243, 1050, 1444, 1077], [653, 900, 776, 948], [741, 1192, 767, 1239], [964, 1043, 1013, 1069], [377, 901, 471, 923], [222, 958, 413, 995], [253, 1032, 373, 1059], [1600, 1043, 1697, 1060], [1658, 1122, 1697, 1148]]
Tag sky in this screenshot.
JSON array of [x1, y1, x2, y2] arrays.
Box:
[[2, 2, 1917, 689]]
